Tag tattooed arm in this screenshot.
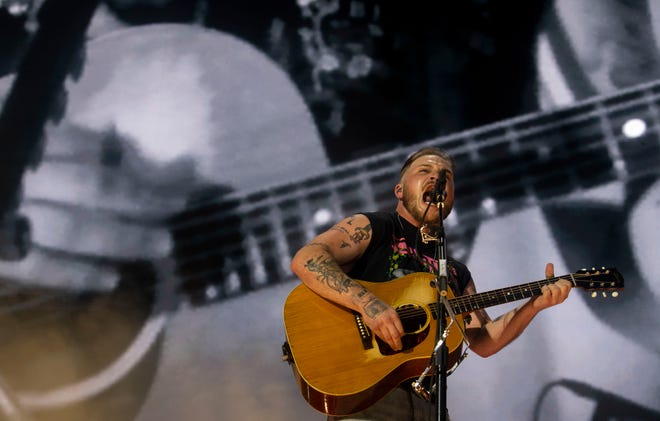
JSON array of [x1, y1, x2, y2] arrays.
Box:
[[290, 214, 405, 351]]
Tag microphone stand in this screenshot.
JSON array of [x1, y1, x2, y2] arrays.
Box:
[[433, 202, 449, 421], [411, 172, 469, 421], [429, 204, 470, 420], [410, 201, 454, 421]]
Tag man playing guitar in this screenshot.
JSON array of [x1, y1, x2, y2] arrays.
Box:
[[290, 146, 572, 420]]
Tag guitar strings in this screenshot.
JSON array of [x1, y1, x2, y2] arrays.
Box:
[[167, 80, 660, 215], [162, 89, 660, 284], [394, 271, 611, 322]]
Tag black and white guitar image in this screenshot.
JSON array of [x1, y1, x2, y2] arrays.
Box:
[[0, 11, 658, 421]]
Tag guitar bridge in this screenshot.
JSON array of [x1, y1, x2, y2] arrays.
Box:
[[354, 313, 373, 349]]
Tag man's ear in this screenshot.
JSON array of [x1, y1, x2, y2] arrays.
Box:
[[395, 184, 403, 199]]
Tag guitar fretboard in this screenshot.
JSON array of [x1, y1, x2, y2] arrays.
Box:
[[172, 79, 659, 302], [446, 278, 557, 315]]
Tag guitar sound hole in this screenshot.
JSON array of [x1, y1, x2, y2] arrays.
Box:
[[377, 304, 430, 355], [399, 304, 429, 334]]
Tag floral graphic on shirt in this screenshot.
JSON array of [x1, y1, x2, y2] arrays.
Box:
[[388, 236, 460, 291], [388, 236, 435, 279]]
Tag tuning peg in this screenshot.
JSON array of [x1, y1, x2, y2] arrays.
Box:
[[591, 291, 597, 298], [612, 291, 619, 298]]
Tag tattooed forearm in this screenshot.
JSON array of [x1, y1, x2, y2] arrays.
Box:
[[350, 285, 371, 307], [304, 255, 352, 293], [363, 297, 388, 319]]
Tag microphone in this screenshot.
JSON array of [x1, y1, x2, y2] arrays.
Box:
[[431, 169, 448, 205]]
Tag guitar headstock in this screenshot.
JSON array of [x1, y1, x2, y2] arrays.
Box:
[[573, 267, 624, 298]]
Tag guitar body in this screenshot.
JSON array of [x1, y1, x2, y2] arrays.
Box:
[[283, 268, 624, 415], [283, 273, 464, 416]]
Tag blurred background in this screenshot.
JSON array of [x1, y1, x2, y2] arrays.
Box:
[[0, 0, 658, 420]]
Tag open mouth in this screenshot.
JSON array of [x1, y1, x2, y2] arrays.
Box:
[[423, 191, 432, 204], [422, 187, 435, 205]]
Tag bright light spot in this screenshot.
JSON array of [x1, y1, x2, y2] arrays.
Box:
[[481, 197, 497, 216], [205, 285, 219, 300], [313, 208, 333, 226], [6, 0, 30, 16], [622, 118, 647, 139]]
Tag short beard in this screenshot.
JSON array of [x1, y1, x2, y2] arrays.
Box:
[[402, 191, 440, 226]]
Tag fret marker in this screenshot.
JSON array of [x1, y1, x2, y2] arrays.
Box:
[[537, 145, 551, 160], [622, 118, 647, 139], [480, 197, 496, 216], [205, 285, 219, 300]]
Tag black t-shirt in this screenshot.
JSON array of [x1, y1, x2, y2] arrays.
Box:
[[347, 211, 471, 296]]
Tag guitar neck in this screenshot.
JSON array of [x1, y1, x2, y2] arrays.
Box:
[[173, 79, 659, 300], [436, 265, 624, 315], [444, 277, 560, 315]]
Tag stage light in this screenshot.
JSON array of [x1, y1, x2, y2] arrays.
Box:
[[1, 0, 32, 16], [313, 208, 333, 226], [621, 118, 647, 139], [480, 197, 496, 216]]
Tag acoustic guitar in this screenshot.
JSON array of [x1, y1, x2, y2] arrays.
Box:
[[282, 268, 624, 416]]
